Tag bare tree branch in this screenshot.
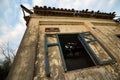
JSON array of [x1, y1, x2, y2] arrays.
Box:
[[0, 41, 16, 63]]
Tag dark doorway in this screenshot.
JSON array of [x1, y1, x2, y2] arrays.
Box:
[[58, 34, 95, 71]]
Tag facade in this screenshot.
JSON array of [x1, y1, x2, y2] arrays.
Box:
[[7, 5, 120, 80]]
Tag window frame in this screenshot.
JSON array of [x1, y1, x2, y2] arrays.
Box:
[[78, 32, 116, 65], [44, 32, 116, 77]]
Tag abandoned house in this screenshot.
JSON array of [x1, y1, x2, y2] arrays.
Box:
[[7, 5, 120, 80]]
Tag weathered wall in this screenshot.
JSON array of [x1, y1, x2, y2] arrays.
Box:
[[32, 15, 120, 80], [7, 21, 39, 80], [7, 15, 120, 80]]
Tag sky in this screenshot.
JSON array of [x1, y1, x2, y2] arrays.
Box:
[[0, 0, 120, 60]]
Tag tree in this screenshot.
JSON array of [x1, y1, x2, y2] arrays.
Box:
[[0, 59, 11, 80], [0, 41, 16, 80], [0, 42, 15, 63]]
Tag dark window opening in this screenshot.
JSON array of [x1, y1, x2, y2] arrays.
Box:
[[116, 35, 120, 39], [58, 34, 95, 71], [45, 32, 115, 76]]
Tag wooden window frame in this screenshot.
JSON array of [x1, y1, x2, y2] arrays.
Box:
[[44, 32, 116, 77], [78, 32, 116, 65]]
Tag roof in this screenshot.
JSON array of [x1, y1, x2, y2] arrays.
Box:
[[33, 6, 115, 19]]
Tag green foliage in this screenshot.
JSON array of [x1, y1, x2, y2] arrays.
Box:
[[0, 59, 11, 80], [0, 42, 15, 80]]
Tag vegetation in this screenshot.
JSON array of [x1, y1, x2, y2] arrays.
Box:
[[0, 42, 15, 80], [0, 59, 11, 80]]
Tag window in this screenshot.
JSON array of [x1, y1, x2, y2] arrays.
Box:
[[116, 35, 120, 39], [58, 34, 95, 71], [45, 32, 116, 77], [78, 32, 115, 65]]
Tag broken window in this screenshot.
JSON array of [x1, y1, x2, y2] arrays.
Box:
[[57, 32, 115, 71], [45, 32, 116, 76], [58, 34, 95, 71]]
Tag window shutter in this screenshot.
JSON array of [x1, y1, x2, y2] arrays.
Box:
[[78, 31, 116, 65]]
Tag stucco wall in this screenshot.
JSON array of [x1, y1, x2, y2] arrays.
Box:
[[7, 15, 120, 80], [32, 16, 120, 80]]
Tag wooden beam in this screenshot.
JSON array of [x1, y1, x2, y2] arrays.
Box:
[[20, 5, 33, 14]]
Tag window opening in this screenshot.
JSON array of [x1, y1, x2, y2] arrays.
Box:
[[44, 32, 116, 77], [58, 34, 95, 71]]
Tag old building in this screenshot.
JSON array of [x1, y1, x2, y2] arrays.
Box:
[[7, 5, 120, 80]]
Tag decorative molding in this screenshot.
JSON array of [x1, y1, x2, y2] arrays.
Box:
[[92, 22, 116, 26], [39, 21, 84, 25]]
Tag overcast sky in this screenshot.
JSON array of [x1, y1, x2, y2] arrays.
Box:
[[0, 0, 120, 60]]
